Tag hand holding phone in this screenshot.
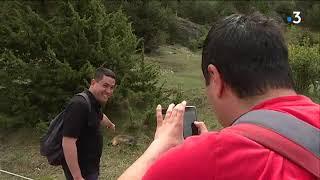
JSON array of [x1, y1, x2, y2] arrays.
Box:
[[162, 106, 199, 138], [193, 121, 208, 134]]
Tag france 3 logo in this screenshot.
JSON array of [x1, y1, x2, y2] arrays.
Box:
[[287, 11, 302, 24]]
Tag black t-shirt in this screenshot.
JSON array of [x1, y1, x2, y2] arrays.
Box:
[[62, 90, 103, 176]]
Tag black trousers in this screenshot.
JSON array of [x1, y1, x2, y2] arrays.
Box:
[[61, 160, 99, 180]]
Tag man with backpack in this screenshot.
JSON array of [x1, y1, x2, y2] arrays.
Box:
[[61, 67, 116, 180], [41, 67, 116, 180], [118, 13, 320, 180]]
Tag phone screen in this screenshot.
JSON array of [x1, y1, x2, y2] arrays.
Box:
[[162, 106, 198, 139], [183, 106, 198, 138]]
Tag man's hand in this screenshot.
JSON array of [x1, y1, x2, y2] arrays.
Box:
[[101, 114, 115, 131], [118, 101, 187, 180], [194, 121, 208, 134], [153, 101, 186, 154]]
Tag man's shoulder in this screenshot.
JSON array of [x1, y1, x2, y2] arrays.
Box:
[[143, 131, 272, 180], [70, 94, 88, 105], [165, 130, 258, 155], [183, 132, 219, 148], [65, 94, 90, 113], [219, 127, 267, 147], [158, 132, 220, 162], [143, 133, 219, 180]]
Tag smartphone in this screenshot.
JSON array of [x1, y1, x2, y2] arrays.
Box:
[[162, 106, 199, 138]]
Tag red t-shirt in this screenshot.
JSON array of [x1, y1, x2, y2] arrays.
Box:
[[143, 95, 320, 180]]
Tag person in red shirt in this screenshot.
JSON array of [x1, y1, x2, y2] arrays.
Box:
[[118, 12, 320, 180]]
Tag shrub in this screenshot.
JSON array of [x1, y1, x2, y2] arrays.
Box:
[[305, 3, 320, 30], [289, 39, 320, 102], [119, 0, 176, 52], [0, 0, 166, 128]]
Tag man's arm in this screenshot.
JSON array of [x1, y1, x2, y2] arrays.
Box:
[[119, 131, 215, 180], [118, 101, 186, 180], [62, 98, 88, 180], [62, 137, 84, 180], [118, 103, 211, 180], [101, 113, 115, 131], [142, 133, 216, 180], [118, 139, 170, 180]]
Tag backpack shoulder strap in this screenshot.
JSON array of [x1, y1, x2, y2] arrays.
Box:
[[231, 110, 320, 177], [76, 92, 91, 113]]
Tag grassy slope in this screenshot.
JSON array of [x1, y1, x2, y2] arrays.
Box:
[[0, 45, 220, 180], [147, 45, 220, 130], [0, 129, 150, 180]]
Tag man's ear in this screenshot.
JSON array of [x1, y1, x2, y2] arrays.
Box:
[[90, 79, 96, 86], [207, 64, 224, 97]]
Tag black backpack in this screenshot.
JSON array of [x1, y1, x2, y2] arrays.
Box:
[[40, 92, 91, 166]]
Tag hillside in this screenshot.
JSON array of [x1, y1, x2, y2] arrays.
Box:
[[0, 45, 220, 180]]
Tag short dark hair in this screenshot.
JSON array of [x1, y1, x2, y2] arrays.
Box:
[[202, 12, 294, 98], [94, 67, 116, 81]]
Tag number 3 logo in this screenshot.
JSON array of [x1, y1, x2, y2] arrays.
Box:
[[293, 11, 301, 24]]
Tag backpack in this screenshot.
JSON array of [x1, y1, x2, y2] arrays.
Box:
[[230, 109, 320, 177], [40, 92, 91, 166]]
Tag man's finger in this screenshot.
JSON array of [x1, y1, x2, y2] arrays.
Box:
[[169, 103, 181, 123], [165, 103, 175, 120], [175, 101, 186, 125], [156, 104, 163, 127], [194, 121, 208, 134]]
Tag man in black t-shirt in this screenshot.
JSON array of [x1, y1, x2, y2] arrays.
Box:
[[62, 68, 116, 180]]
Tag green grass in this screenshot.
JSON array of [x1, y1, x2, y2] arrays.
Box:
[[0, 128, 150, 180], [147, 45, 221, 130], [0, 45, 221, 179], [0, 129, 64, 180], [148, 45, 204, 89]]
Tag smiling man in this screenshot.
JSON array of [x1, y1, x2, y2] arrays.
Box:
[[62, 67, 116, 180]]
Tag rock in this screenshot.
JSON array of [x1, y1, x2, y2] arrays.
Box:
[[111, 135, 137, 146], [173, 17, 205, 45]]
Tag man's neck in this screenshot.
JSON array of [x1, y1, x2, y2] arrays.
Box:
[[242, 88, 297, 108], [88, 88, 95, 97], [225, 88, 297, 126], [88, 88, 103, 106]]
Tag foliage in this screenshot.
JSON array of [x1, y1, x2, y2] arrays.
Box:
[[1, 0, 319, 129], [0, 0, 165, 128], [289, 39, 320, 102], [105, 0, 176, 52], [286, 26, 320, 46], [173, 1, 235, 25], [305, 3, 320, 30], [103, 1, 319, 52]]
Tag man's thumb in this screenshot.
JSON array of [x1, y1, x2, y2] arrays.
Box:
[[194, 121, 208, 134]]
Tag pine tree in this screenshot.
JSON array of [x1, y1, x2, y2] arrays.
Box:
[[0, 0, 166, 128]]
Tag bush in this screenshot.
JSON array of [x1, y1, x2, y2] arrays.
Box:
[[289, 39, 320, 102], [273, 1, 295, 19], [0, 0, 166, 128], [111, 0, 176, 52], [286, 26, 320, 46], [176, 1, 235, 25], [305, 3, 320, 30], [187, 25, 209, 51]]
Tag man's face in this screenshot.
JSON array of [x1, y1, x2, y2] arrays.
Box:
[[90, 75, 116, 104]]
